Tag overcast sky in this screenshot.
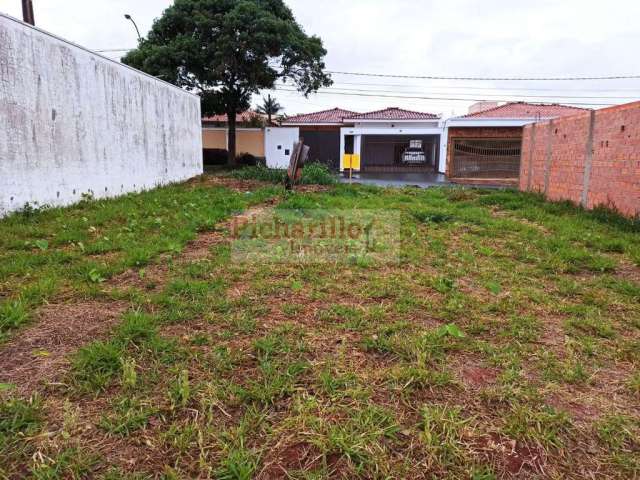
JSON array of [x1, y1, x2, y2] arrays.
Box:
[[2, 0, 639, 116]]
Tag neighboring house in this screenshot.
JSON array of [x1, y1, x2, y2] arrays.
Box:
[[281, 107, 443, 173], [202, 111, 266, 163], [281, 108, 357, 170], [341, 108, 442, 173], [444, 102, 587, 184]]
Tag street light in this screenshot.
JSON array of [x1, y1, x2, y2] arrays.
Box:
[[124, 14, 141, 41]]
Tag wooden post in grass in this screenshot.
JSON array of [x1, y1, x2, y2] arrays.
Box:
[[285, 142, 309, 191]]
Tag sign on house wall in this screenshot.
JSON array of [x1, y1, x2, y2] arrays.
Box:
[[0, 13, 203, 216]]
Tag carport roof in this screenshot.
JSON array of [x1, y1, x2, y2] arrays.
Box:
[[460, 102, 587, 119], [347, 107, 440, 121]]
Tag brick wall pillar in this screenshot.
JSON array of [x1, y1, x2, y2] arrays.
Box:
[[526, 123, 537, 191], [543, 120, 554, 195], [580, 110, 596, 208]]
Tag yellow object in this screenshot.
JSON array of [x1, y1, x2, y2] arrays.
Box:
[[343, 154, 360, 170]]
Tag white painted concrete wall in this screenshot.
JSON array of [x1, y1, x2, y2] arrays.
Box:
[[0, 14, 203, 216], [265, 127, 299, 168]]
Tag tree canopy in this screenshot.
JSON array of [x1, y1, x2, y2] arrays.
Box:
[[123, 0, 332, 162]]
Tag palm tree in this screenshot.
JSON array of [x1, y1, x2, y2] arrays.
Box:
[[257, 94, 282, 125]]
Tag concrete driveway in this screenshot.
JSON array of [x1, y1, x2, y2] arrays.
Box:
[[339, 172, 449, 188]]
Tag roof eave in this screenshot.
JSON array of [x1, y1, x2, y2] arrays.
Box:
[[280, 122, 345, 126], [345, 118, 440, 123]]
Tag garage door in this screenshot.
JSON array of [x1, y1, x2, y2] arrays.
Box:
[[361, 135, 439, 172], [451, 139, 521, 179], [300, 130, 340, 171]]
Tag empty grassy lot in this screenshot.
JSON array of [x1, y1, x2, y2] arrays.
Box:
[[1, 175, 639, 479]]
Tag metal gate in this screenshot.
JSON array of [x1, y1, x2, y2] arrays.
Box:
[[451, 139, 521, 178], [361, 135, 439, 172]]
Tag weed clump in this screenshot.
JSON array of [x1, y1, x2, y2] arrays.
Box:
[[229, 162, 336, 185]]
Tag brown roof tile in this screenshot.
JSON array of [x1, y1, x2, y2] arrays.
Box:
[[348, 107, 440, 121], [460, 102, 587, 119], [283, 107, 358, 124]]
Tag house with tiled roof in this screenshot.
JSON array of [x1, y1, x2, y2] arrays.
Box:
[[279, 107, 443, 172], [276, 109, 359, 169], [444, 102, 588, 184]]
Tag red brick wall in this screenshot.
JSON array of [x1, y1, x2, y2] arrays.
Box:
[[446, 127, 522, 176], [520, 101, 640, 217]]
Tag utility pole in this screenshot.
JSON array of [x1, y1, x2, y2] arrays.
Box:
[[22, 0, 35, 25]]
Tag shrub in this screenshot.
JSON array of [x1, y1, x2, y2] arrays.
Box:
[[300, 162, 336, 185], [229, 162, 335, 185], [229, 165, 286, 183], [236, 153, 259, 166]]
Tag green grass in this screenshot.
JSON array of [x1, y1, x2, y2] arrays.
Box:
[[1, 178, 639, 478], [420, 405, 472, 468], [70, 310, 177, 392], [99, 396, 157, 436], [0, 300, 30, 341], [0, 396, 44, 478], [0, 179, 279, 342]]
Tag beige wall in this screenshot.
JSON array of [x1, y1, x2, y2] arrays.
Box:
[[237, 130, 265, 157], [202, 129, 226, 150], [202, 128, 265, 157]]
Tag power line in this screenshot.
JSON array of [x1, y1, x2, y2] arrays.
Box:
[[272, 86, 614, 106], [327, 70, 640, 82], [329, 80, 640, 93], [300, 85, 638, 101], [86, 56, 640, 83]]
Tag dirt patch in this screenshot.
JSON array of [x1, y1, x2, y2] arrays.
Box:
[[475, 432, 545, 476], [188, 174, 332, 194], [545, 393, 600, 424], [615, 261, 640, 284], [107, 198, 281, 291], [538, 315, 567, 351], [0, 301, 127, 395], [187, 175, 271, 192], [459, 364, 499, 389], [181, 200, 278, 262], [257, 441, 323, 479], [108, 262, 170, 292], [292, 184, 333, 193]]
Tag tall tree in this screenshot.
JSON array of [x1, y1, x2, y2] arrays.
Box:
[[122, 0, 331, 164], [256, 94, 282, 125]]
